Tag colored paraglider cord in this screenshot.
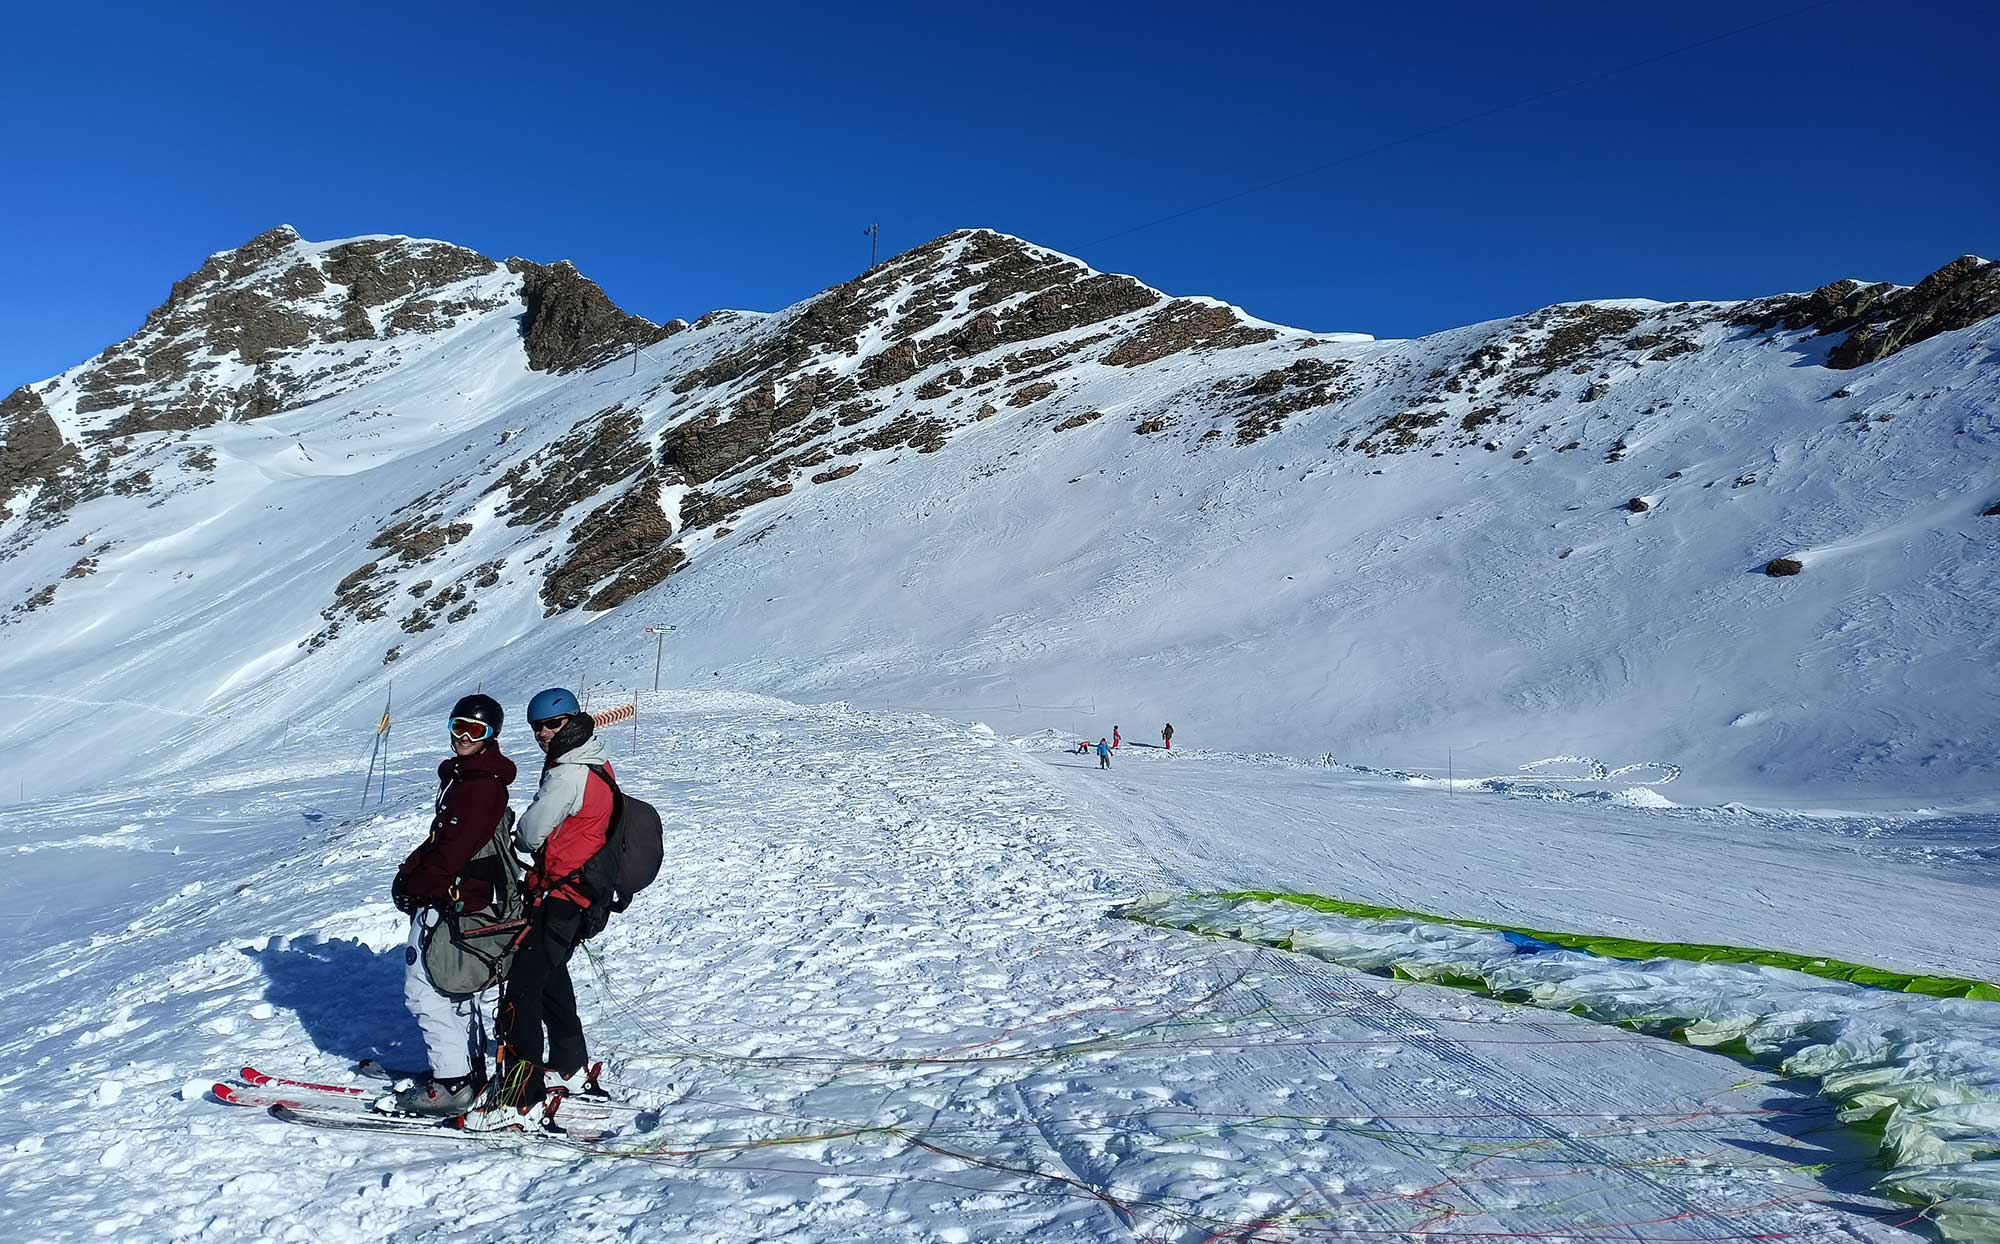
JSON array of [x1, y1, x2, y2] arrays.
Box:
[[554, 942, 1937, 1240]]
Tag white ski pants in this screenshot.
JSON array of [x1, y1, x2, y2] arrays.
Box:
[[404, 911, 495, 1080]]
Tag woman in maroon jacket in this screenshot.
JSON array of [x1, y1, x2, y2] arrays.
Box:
[[387, 693, 517, 1115]]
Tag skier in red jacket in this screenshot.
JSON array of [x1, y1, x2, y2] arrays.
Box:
[[479, 687, 615, 1125]]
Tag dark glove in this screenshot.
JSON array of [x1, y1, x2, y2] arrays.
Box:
[[392, 875, 419, 915]]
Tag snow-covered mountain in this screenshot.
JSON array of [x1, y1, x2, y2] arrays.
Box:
[[2, 226, 1995, 804]]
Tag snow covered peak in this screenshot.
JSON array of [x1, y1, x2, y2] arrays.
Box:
[[40, 225, 673, 441], [46, 227, 510, 441], [0, 228, 676, 533]]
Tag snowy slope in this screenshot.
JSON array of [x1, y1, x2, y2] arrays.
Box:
[[0, 692, 1973, 1242], [0, 227, 1994, 812]]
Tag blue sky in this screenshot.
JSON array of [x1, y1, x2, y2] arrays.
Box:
[[3, 0, 1994, 392]]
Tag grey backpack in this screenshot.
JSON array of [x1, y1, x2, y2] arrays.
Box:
[[421, 807, 527, 997]]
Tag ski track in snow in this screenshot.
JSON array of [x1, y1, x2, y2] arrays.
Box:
[[0, 693, 1945, 1241]]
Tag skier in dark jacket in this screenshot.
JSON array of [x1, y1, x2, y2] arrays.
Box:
[[1162, 722, 1174, 750], [389, 693, 517, 1115]]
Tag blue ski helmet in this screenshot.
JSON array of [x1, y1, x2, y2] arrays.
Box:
[[526, 687, 580, 726]]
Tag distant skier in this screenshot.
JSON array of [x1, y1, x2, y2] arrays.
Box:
[[482, 687, 616, 1125], [1074, 740, 1091, 755], [1112, 726, 1121, 749], [1097, 738, 1112, 770], [1162, 722, 1174, 750], [389, 693, 517, 1116]]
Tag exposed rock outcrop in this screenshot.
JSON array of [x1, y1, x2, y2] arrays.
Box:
[[1756, 255, 2000, 370], [663, 375, 829, 485], [508, 258, 669, 373], [1104, 300, 1277, 367], [542, 470, 686, 612], [495, 406, 650, 530], [326, 238, 498, 317], [1827, 256, 2000, 369], [1236, 357, 1356, 444], [0, 386, 75, 521]]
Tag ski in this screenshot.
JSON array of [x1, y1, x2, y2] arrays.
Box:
[[269, 1103, 470, 1139], [220, 1078, 619, 1131], [237, 1061, 662, 1127], [216, 1069, 387, 1109], [239, 1065, 372, 1099], [213, 1082, 342, 1109], [269, 1101, 614, 1144], [355, 1057, 653, 1116]]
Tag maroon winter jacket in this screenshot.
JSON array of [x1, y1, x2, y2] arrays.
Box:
[[393, 745, 518, 913]]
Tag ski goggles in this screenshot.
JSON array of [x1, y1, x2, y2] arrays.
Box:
[[449, 717, 495, 742], [529, 714, 570, 734]]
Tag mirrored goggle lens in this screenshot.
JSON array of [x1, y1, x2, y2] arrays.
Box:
[[449, 718, 493, 741]]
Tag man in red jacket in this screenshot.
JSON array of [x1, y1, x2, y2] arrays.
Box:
[[389, 693, 517, 1115], [483, 687, 615, 1120]]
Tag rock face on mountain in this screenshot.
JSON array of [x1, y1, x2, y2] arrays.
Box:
[[1751, 254, 2000, 369], [0, 386, 72, 523], [508, 258, 674, 372], [652, 230, 1174, 491]]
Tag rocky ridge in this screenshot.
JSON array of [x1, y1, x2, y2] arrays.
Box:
[[3, 225, 1994, 664]]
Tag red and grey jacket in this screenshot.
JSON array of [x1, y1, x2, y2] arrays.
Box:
[[514, 725, 614, 908], [393, 745, 517, 913]]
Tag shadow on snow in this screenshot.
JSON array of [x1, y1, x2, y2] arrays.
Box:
[[245, 935, 423, 1067]]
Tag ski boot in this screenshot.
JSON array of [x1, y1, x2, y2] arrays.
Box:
[[548, 1060, 610, 1104], [458, 1088, 566, 1134], [378, 1071, 485, 1117], [458, 1058, 562, 1133]]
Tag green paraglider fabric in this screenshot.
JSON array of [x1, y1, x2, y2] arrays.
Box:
[[1206, 890, 2000, 1001]]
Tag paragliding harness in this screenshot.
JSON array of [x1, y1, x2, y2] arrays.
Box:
[[421, 804, 529, 998], [535, 764, 664, 942]]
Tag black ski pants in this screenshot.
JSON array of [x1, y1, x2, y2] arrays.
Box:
[[499, 897, 587, 1081]]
